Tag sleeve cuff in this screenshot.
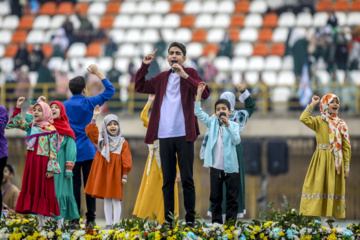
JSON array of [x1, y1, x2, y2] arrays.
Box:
[[91, 119, 96, 124], [47, 159, 61, 174], [306, 105, 314, 113], [65, 161, 75, 176], [344, 164, 350, 172], [122, 174, 128, 179], [238, 89, 250, 103]]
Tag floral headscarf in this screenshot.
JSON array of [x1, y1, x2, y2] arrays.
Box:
[[98, 114, 125, 163], [32, 102, 54, 132], [320, 94, 350, 174]]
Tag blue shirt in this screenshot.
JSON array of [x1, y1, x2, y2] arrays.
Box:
[[194, 102, 240, 173], [0, 104, 9, 159], [63, 78, 115, 162]]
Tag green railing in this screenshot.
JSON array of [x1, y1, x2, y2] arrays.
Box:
[[1, 82, 359, 115]]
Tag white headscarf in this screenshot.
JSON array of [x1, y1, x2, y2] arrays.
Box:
[[98, 114, 125, 162]]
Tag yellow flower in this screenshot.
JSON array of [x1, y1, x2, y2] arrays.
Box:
[[230, 226, 235, 231], [263, 221, 273, 228], [250, 235, 255, 239], [228, 233, 233, 239], [263, 237, 268, 240], [94, 225, 101, 230], [260, 233, 265, 238], [328, 233, 337, 240], [279, 231, 284, 236], [14, 228, 19, 232], [56, 230, 62, 236], [224, 225, 228, 229], [22, 219, 29, 224]]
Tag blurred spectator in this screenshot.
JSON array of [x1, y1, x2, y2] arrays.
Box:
[[288, 28, 308, 82], [128, 60, 136, 83], [14, 43, 29, 70], [14, 65, 31, 99], [202, 54, 219, 83], [51, 28, 70, 56], [298, 0, 315, 15], [2, 164, 20, 212], [335, 33, 348, 71], [107, 62, 122, 84], [29, 0, 39, 14], [104, 37, 118, 57], [327, 11, 338, 29], [36, 59, 55, 94], [146, 58, 161, 80], [54, 69, 70, 97], [218, 31, 233, 59], [73, 63, 87, 77], [340, 76, 356, 113], [75, 13, 93, 45], [4, 71, 17, 113], [29, 44, 45, 71], [154, 32, 167, 57], [10, 0, 25, 18], [62, 16, 74, 44], [348, 25, 360, 70]]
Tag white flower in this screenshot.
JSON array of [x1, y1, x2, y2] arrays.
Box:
[[47, 231, 55, 238], [80, 237, 86, 240], [216, 231, 221, 235], [40, 230, 47, 238], [299, 228, 306, 236], [80, 224, 86, 229], [291, 224, 297, 229], [196, 237, 203, 240], [77, 230, 86, 236], [156, 225, 162, 230], [233, 230, 240, 236]]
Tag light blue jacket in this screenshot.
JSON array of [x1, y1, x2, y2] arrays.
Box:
[[194, 102, 240, 173]]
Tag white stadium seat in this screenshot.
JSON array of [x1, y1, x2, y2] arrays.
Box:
[[347, 12, 360, 26], [248, 56, 265, 71], [231, 57, 248, 72], [131, 15, 147, 28], [335, 12, 347, 27], [69, 14, 80, 30], [114, 15, 131, 28], [272, 28, 289, 42], [2, 15, 19, 29], [296, 12, 313, 27], [115, 58, 130, 72], [313, 12, 328, 28], [336, 70, 346, 84], [234, 43, 253, 57], [1, 58, 14, 73], [186, 43, 203, 59], [147, 15, 163, 28], [138, 2, 154, 14], [184, 1, 202, 14], [120, 2, 137, 14], [195, 14, 213, 28], [88, 2, 106, 15], [163, 14, 180, 28], [213, 14, 230, 28], [0, 45, 4, 58], [278, 71, 296, 85], [109, 29, 125, 43], [202, 1, 218, 13], [125, 29, 141, 43], [278, 12, 296, 27], [207, 29, 225, 43], [249, 1, 267, 13], [272, 87, 291, 102], [0, 30, 12, 44], [245, 14, 263, 28], [88, 15, 100, 29], [0, 2, 10, 16], [67, 43, 87, 58], [245, 71, 259, 85], [316, 70, 330, 85], [218, 1, 234, 13], [175, 28, 192, 43], [240, 28, 258, 42], [153, 1, 170, 14], [50, 15, 66, 29], [350, 70, 360, 85], [262, 71, 277, 86], [214, 56, 231, 71], [142, 29, 159, 43], [98, 57, 113, 73], [26, 30, 45, 44], [48, 57, 64, 70], [265, 56, 282, 71], [282, 55, 294, 70], [161, 29, 175, 43], [33, 15, 51, 29], [117, 44, 137, 57]]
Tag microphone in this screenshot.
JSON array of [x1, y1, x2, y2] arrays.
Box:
[[218, 112, 226, 125], [171, 61, 177, 73]]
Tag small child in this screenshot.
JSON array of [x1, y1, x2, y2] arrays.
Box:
[[299, 94, 351, 221], [0, 103, 9, 210], [6, 97, 60, 226], [84, 106, 132, 228], [195, 82, 241, 224]]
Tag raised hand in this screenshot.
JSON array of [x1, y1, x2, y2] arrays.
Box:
[[122, 178, 127, 184], [37, 96, 46, 103], [148, 94, 155, 102], [143, 49, 158, 65], [236, 84, 246, 92], [16, 97, 25, 108], [196, 82, 207, 102], [310, 95, 320, 107], [93, 105, 101, 119], [87, 64, 100, 75]]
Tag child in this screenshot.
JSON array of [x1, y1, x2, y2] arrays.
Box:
[[133, 94, 181, 224], [299, 94, 351, 221], [195, 82, 241, 224], [84, 106, 132, 228], [6, 97, 60, 226], [200, 84, 255, 221], [0, 103, 9, 210], [63, 64, 115, 225], [50, 101, 79, 226]]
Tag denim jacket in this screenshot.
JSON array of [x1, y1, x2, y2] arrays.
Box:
[[194, 102, 240, 173]]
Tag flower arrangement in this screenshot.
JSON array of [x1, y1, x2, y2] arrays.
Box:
[[1, 197, 359, 240]]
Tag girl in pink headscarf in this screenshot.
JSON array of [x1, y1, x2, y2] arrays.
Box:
[[299, 94, 351, 223], [6, 97, 61, 226]]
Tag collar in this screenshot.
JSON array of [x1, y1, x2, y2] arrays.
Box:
[[70, 95, 85, 99]]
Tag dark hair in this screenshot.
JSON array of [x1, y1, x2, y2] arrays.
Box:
[[69, 76, 86, 95], [168, 42, 186, 56], [214, 99, 231, 112], [5, 164, 14, 175]]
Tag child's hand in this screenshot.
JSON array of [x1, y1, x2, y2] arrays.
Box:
[[37, 96, 46, 103], [310, 95, 320, 107], [221, 115, 230, 127], [16, 97, 25, 108], [122, 178, 127, 184], [176, 172, 181, 183], [236, 84, 246, 92], [143, 49, 157, 65], [93, 105, 101, 118], [87, 64, 100, 74], [197, 82, 206, 95], [345, 171, 349, 179], [45, 172, 54, 178], [148, 94, 155, 103]]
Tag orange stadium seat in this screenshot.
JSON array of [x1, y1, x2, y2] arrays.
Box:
[[11, 30, 27, 43], [57, 2, 75, 15], [203, 44, 219, 56], [334, 1, 349, 11], [170, 2, 185, 14], [26, 44, 33, 52], [105, 2, 120, 14], [4, 44, 18, 57], [253, 43, 268, 56], [271, 43, 285, 56], [180, 15, 195, 28], [42, 44, 53, 58], [230, 15, 245, 27], [258, 28, 273, 42], [235, 1, 249, 13], [18, 16, 34, 30], [39, 2, 56, 15], [76, 2, 89, 15], [263, 13, 278, 28], [99, 16, 115, 29], [228, 28, 239, 42], [350, 1, 360, 11], [191, 29, 207, 42], [316, 1, 332, 11], [86, 43, 102, 57]]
